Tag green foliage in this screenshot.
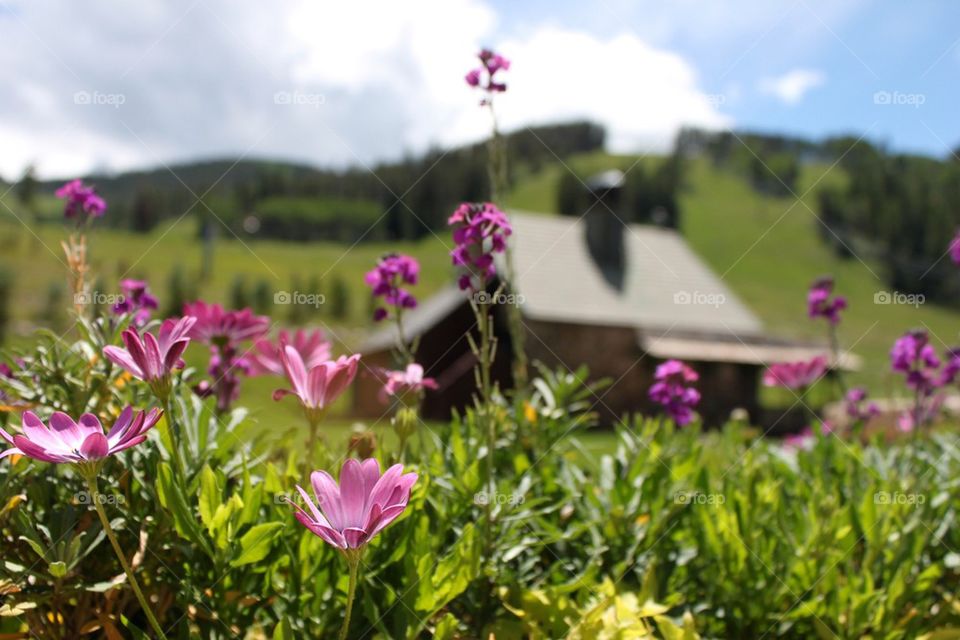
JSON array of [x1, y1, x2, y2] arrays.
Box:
[[1, 320, 960, 638], [254, 196, 385, 243], [329, 274, 349, 321], [0, 267, 11, 342], [165, 264, 195, 317]]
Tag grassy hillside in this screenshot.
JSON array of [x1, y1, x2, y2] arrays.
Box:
[[505, 151, 960, 393], [4, 151, 959, 421]]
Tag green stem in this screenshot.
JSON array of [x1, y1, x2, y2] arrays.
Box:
[[477, 307, 496, 556], [303, 418, 319, 481], [85, 475, 167, 640], [339, 554, 361, 640], [160, 394, 187, 480]]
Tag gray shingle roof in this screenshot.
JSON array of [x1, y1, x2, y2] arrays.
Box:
[[507, 211, 764, 335], [362, 284, 465, 353], [363, 210, 769, 354]]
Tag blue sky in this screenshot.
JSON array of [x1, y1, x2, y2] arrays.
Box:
[[491, 0, 960, 157], [0, 0, 957, 178]]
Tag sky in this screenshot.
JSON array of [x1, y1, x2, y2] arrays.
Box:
[[0, 0, 957, 179]]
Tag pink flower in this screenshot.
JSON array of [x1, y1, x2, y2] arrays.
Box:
[[112, 279, 159, 326], [378, 363, 438, 403], [648, 359, 700, 426], [364, 254, 420, 322], [763, 356, 829, 390], [273, 348, 361, 423], [103, 317, 195, 397], [783, 427, 813, 450], [448, 202, 512, 290], [950, 230, 960, 265], [845, 387, 880, 422], [1, 407, 161, 464], [807, 277, 846, 325], [182, 301, 269, 346], [783, 421, 833, 450], [288, 458, 417, 549], [465, 48, 510, 94], [248, 329, 332, 376], [55, 179, 107, 221]]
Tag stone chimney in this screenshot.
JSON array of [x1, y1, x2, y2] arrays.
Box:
[[584, 170, 626, 290]]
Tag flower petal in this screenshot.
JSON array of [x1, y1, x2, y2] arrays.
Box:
[[21, 412, 69, 452], [311, 470, 344, 530], [79, 432, 109, 460], [338, 459, 367, 529], [77, 414, 103, 439], [49, 412, 85, 450], [13, 434, 68, 463], [342, 527, 367, 549], [103, 346, 144, 379], [106, 406, 135, 445]]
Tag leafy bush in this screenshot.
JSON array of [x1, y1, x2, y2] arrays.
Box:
[[2, 319, 959, 638]]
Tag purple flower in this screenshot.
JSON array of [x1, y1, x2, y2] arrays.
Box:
[[112, 279, 159, 326], [763, 356, 829, 390], [448, 202, 512, 291], [378, 363, 438, 403], [287, 458, 417, 550], [807, 277, 847, 325], [466, 48, 510, 94], [950, 230, 960, 266], [248, 329, 332, 376], [890, 330, 957, 431], [55, 179, 107, 222], [783, 421, 833, 450], [844, 386, 880, 422], [1, 407, 161, 464], [274, 349, 361, 424], [890, 330, 947, 396], [103, 317, 195, 398], [182, 302, 268, 413], [183, 301, 269, 346], [364, 254, 419, 322], [648, 359, 700, 426]]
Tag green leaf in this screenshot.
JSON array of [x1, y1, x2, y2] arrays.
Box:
[[432, 613, 459, 640], [415, 523, 480, 614], [230, 522, 284, 567], [48, 561, 67, 578], [156, 462, 212, 557], [17, 535, 47, 562], [198, 465, 220, 533], [272, 618, 295, 640]]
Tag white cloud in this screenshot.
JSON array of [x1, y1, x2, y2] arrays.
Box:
[[0, 0, 729, 179], [759, 69, 826, 105]]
